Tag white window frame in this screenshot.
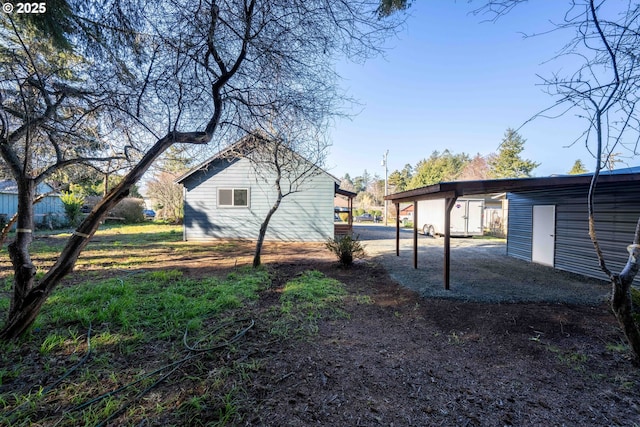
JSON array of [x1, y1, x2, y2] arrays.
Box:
[[217, 188, 250, 208]]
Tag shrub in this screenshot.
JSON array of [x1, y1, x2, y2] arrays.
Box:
[[37, 213, 66, 230], [325, 234, 365, 266], [111, 198, 145, 223], [60, 191, 85, 226]]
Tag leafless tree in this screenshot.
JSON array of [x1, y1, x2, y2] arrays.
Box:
[[0, 0, 403, 339], [478, 0, 640, 362], [457, 153, 490, 181], [222, 114, 331, 268], [145, 171, 184, 223]]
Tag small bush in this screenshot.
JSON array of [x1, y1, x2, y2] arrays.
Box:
[[60, 191, 85, 226], [325, 234, 365, 266], [37, 213, 66, 230], [111, 198, 145, 223]]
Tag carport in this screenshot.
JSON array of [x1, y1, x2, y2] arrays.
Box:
[[384, 172, 640, 290]]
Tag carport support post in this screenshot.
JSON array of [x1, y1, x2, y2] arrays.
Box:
[[444, 197, 456, 290], [413, 200, 418, 269], [395, 202, 400, 256]]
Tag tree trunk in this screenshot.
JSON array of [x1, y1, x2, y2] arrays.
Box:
[[6, 178, 36, 320], [1, 192, 52, 248], [610, 274, 640, 364], [609, 225, 640, 364], [0, 131, 210, 340], [253, 196, 282, 268]]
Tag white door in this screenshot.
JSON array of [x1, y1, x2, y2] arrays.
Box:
[[450, 201, 467, 233], [532, 205, 555, 267], [467, 200, 484, 234]]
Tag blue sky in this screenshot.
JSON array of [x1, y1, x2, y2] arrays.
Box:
[[325, 1, 606, 180]]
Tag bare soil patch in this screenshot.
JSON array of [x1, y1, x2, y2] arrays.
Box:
[[238, 252, 640, 426], [162, 238, 640, 426]]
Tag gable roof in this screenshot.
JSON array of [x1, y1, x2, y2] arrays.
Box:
[[400, 204, 414, 214], [0, 180, 58, 195], [0, 180, 17, 193], [176, 134, 339, 185]]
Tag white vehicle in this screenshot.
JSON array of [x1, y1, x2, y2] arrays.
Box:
[[417, 198, 484, 237]]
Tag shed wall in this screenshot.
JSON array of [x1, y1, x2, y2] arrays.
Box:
[[507, 181, 640, 283], [0, 183, 65, 225], [182, 157, 335, 242]]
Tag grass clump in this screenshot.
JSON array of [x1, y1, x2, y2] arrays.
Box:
[[274, 270, 347, 336], [0, 224, 273, 426]]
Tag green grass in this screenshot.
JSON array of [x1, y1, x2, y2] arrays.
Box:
[[41, 267, 267, 342], [0, 224, 276, 426], [274, 270, 348, 336], [1, 266, 269, 426], [548, 344, 588, 371], [0, 225, 354, 426]]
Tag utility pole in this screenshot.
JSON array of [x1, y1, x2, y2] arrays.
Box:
[[382, 150, 389, 226]]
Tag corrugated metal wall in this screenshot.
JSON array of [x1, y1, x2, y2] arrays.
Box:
[[507, 181, 640, 283], [0, 183, 65, 226], [182, 157, 336, 242]]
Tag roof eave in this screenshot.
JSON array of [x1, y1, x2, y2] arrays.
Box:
[[385, 173, 640, 204]]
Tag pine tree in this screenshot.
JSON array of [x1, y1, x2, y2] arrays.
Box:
[[568, 159, 588, 175], [408, 150, 469, 189], [488, 129, 539, 178]]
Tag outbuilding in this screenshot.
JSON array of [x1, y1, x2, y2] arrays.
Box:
[[385, 169, 640, 289], [177, 136, 347, 242], [507, 167, 640, 284], [0, 180, 65, 227]]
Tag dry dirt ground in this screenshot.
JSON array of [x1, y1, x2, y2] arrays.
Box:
[[174, 234, 640, 426], [238, 249, 640, 426]]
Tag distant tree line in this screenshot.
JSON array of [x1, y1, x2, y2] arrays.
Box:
[[339, 128, 593, 211]]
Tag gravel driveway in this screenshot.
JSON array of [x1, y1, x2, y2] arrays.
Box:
[[354, 224, 611, 305]]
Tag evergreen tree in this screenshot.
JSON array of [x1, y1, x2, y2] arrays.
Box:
[[568, 159, 588, 175], [162, 146, 194, 175], [388, 163, 413, 192], [408, 150, 469, 189], [353, 170, 372, 193], [488, 129, 539, 178]]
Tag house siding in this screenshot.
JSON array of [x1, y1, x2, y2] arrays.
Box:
[[507, 181, 640, 283], [182, 157, 335, 242]]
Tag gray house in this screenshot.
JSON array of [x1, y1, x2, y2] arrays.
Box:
[[0, 180, 65, 226], [177, 138, 340, 242]]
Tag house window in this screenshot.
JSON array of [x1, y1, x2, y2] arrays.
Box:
[[218, 188, 249, 207]]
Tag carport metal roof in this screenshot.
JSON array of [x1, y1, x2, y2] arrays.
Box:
[[384, 171, 640, 290]]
